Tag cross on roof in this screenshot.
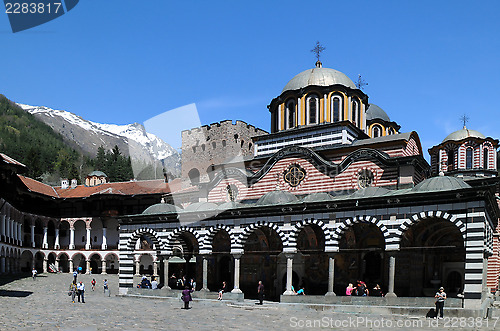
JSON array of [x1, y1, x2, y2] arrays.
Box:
[[460, 114, 469, 128], [311, 41, 325, 62], [356, 74, 368, 90]]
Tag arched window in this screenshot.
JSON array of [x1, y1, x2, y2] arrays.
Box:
[[387, 128, 394, 135], [351, 99, 360, 126], [188, 168, 200, 184], [372, 125, 382, 138], [447, 149, 455, 171], [483, 148, 489, 169], [306, 94, 319, 125], [331, 94, 343, 122], [286, 99, 296, 129], [466, 148, 473, 169]]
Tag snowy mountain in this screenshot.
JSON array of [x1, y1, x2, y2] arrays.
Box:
[[17, 104, 181, 177]]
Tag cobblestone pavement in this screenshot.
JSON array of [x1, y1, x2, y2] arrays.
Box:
[[0, 273, 498, 330]]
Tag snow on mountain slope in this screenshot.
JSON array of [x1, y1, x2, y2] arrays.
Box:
[[17, 103, 181, 175]]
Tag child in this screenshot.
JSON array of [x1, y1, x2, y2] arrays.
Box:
[[91, 279, 96, 291]]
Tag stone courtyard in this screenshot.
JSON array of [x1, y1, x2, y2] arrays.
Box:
[[0, 273, 499, 330]]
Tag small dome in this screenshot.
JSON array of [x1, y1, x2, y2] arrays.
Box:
[[366, 104, 391, 122], [442, 127, 485, 143], [256, 190, 299, 206], [412, 176, 471, 192], [302, 192, 335, 202], [350, 187, 390, 198], [88, 171, 107, 177], [183, 202, 219, 212], [142, 203, 180, 215], [282, 63, 356, 93], [217, 201, 244, 211]]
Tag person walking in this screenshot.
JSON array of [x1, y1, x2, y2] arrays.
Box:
[[103, 279, 109, 293], [73, 270, 78, 282], [257, 280, 264, 305], [77, 281, 85, 303], [69, 280, 77, 303], [181, 285, 193, 309], [435, 287, 447, 319], [32, 268, 37, 280], [91, 279, 96, 291]]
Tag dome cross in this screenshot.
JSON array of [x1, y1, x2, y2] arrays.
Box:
[[311, 41, 325, 64]]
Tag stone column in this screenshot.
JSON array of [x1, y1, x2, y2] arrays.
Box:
[[101, 227, 107, 250], [30, 224, 35, 248], [231, 254, 243, 294], [201, 255, 209, 291], [42, 226, 48, 249], [55, 259, 60, 272], [163, 257, 171, 289], [135, 259, 140, 276], [54, 228, 60, 249], [386, 254, 397, 297], [0, 215, 5, 240], [85, 226, 91, 250], [69, 226, 75, 249], [86, 259, 91, 274], [326, 254, 337, 296], [101, 259, 107, 275], [43, 258, 48, 273], [17, 223, 22, 246], [69, 259, 74, 272], [153, 260, 158, 277], [283, 253, 295, 295]]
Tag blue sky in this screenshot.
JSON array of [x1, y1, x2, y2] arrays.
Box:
[[1, 0, 500, 155]]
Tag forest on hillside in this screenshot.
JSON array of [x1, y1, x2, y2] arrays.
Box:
[[0, 95, 134, 184]]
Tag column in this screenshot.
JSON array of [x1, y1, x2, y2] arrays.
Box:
[[86, 259, 90, 274], [386, 254, 397, 297], [17, 223, 22, 246], [0, 215, 5, 240], [69, 226, 75, 249], [85, 226, 91, 250], [55, 259, 60, 272], [201, 255, 209, 291], [153, 260, 158, 277], [231, 254, 242, 294], [283, 253, 295, 295], [42, 226, 48, 249], [69, 259, 74, 272], [30, 224, 35, 248], [135, 258, 140, 276], [0, 256, 5, 274], [326, 254, 336, 296], [43, 258, 48, 273], [101, 259, 107, 275], [6, 218, 11, 243], [54, 228, 60, 249], [163, 257, 171, 289], [101, 227, 107, 250]]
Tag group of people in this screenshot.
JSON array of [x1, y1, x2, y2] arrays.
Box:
[[169, 274, 196, 290], [137, 276, 159, 289], [345, 281, 383, 297], [68, 272, 109, 303]]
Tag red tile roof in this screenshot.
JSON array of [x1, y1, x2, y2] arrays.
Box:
[[0, 153, 26, 168], [18, 175, 59, 198]]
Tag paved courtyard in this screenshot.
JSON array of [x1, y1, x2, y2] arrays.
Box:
[[0, 273, 498, 330]]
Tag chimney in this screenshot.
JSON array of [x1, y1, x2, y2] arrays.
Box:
[[71, 179, 78, 189], [61, 179, 69, 189]]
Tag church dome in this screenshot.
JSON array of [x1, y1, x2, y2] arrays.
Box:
[[366, 104, 391, 122], [256, 190, 299, 206], [442, 127, 485, 143], [88, 171, 107, 177], [142, 203, 180, 214], [411, 175, 471, 192], [282, 62, 356, 93]]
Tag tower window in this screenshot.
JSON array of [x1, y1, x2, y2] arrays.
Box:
[[447, 149, 454, 171], [372, 125, 382, 138], [331, 95, 342, 122], [466, 148, 473, 169], [351, 99, 360, 126], [483, 148, 488, 169], [286, 100, 296, 129], [306, 94, 319, 125]]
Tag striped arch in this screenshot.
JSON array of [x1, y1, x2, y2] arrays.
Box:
[[234, 221, 286, 250], [202, 224, 235, 254], [287, 218, 333, 252], [331, 215, 390, 251], [164, 227, 201, 255], [394, 210, 466, 250], [126, 228, 165, 251]]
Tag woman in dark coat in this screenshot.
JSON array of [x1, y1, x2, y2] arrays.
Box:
[[181, 286, 193, 309]]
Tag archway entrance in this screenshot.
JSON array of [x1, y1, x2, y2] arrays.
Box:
[[241, 226, 283, 301], [90, 254, 102, 274], [336, 223, 386, 295], [58, 253, 69, 273], [209, 230, 232, 291], [20, 250, 33, 273], [396, 218, 465, 297], [295, 224, 327, 295], [169, 232, 199, 288]]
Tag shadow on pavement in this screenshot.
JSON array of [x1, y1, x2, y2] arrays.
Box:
[[0, 273, 33, 286], [0, 289, 32, 297]]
